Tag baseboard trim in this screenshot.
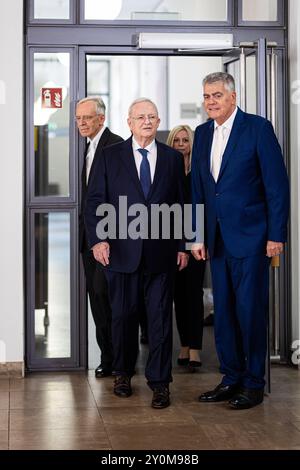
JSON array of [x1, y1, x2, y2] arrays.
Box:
[[0, 362, 24, 378]]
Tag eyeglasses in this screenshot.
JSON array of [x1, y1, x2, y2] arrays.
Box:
[[75, 115, 98, 122], [131, 114, 158, 123]]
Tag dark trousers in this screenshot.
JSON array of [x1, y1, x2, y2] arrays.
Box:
[[174, 257, 205, 350], [81, 249, 113, 368], [139, 301, 148, 337], [105, 268, 174, 389], [210, 229, 269, 390]]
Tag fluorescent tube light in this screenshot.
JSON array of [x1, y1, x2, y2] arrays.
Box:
[[137, 33, 233, 50]]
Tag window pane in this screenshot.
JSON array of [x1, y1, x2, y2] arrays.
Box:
[[34, 0, 70, 19], [86, 56, 110, 125], [84, 0, 228, 22], [242, 0, 277, 21], [246, 56, 257, 114], [34, 212, 71, 358], [86, 55, 223, 139], [33, 52, 70, 197], [86, 57, 109, 95]]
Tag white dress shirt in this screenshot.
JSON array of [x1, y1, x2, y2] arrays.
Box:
[[210, 107, 238, 175], [192, 107, 238, 250], [86, 126, 106, 183], [132, 137, 157, 183]]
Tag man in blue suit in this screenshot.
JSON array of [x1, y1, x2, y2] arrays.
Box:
[[84, 98, 188, 409], [191, 72, 289, 409]]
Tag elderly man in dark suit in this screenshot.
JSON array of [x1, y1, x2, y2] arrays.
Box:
[[191, 72, 289, 409], [84, 98, 188, 408], [76, 96, 123, 378]]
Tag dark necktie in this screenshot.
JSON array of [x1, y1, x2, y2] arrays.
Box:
[[138, 148, 151, 198]]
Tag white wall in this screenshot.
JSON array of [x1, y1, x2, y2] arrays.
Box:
[[168, 56, 222, 130], [0, 0, 24, 363], [289, 0, 300, 350]]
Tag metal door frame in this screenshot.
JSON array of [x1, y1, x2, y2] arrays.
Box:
[[25, 11, 289, 370]]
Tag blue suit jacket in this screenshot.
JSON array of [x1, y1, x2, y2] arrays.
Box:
[[84, 137, 186, 273], [191, 108, 289, 258]]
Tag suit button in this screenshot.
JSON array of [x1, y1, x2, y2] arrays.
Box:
[[216, 193, 219, 196]]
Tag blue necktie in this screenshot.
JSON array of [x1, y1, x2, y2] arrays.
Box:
[[138, 148, 151, 198]]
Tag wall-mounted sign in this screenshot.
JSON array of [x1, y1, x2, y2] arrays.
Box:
[[41, 88, 63, 109]]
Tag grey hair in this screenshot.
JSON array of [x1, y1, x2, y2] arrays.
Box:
[[128, 97, 158, 117], [202, 72, 235, 92], [77, 96, 106, 115]]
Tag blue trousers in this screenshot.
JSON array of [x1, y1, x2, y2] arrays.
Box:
[[210, 231, 269, 390], [105, 268, 174, 389]]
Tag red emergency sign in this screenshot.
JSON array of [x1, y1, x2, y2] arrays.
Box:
[[41, 88, 63, 109]]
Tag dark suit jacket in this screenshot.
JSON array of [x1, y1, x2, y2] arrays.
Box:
[[84, 136, 186, 273], [191, 108, 289, 258], [79, 127, 123, 253]]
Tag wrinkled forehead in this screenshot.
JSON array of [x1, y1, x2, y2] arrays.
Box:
[[203, 81, 228, 94], [76, 100, 97, 113]]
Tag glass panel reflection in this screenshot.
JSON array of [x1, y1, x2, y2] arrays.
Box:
[[84, 0, 228, 22], [34, 0, 70, 19], [242, 0, 277, 21], [226, 56, 257, 114], [86, 57, 110, 125], [34, 212, 71, 358], [85, 55, 223, 139], [246, 55, 257, 114], [227, 61, 241, 108], [34, 52, 70, 197]]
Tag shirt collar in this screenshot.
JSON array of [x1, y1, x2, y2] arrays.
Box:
[[214, 106, 238, 131], [132, 137, 156, 153], [87, 126, 106, 150]]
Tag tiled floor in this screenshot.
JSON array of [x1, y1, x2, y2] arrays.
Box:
[[1, 328, 300, 450]]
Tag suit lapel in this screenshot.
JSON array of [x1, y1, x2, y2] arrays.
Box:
[[81, 142, 90, 191], [218, 108, 246, 181], [119, 137, 145, 198], [97, 127, 111, 149], [205, 120, 215, 183], [88, 128, 110, 179], [147, 140, 165, 200]]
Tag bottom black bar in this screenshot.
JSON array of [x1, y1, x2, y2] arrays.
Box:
[[0, 450, 299, 464]]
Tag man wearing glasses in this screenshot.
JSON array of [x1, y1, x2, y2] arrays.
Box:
[[76, 96, 123, 378], [84, 98, 188, 408]]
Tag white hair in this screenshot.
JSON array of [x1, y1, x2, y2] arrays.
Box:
[[77, 96, 106, 115], [128, 97, 158, 117]]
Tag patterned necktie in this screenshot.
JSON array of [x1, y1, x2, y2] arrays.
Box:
[[138, 148, 151, 198], [211, 125, 224, 182]]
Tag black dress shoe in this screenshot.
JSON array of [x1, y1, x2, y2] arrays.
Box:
[[151, 386, 170, 409], [189, 360, 202, 367], [229, 388, 264, 409], [95, 365, 112, 378], [177, 357, 189, 366], [199, 383, 240, 402], [113, 375, 132, 397]]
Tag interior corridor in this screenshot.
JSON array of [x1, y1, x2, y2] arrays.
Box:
[[1, 326, 300, 450]]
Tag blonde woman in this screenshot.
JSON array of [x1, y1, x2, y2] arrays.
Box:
[[167, 125, 206, 370]]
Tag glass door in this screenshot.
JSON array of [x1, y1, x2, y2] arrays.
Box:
[[26, 48, 82, 370], [79, 44, 289, 373], [80, 50, 227, 368]]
